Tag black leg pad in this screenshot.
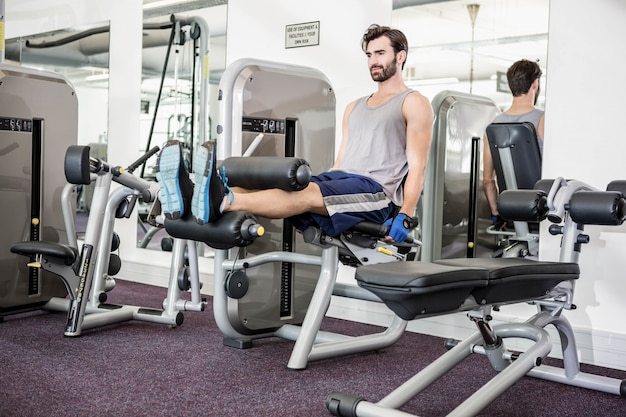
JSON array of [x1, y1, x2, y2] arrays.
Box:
[[569, 191, 625, 225], [221, 156, 311, 191], [165, 211, 260, 249]]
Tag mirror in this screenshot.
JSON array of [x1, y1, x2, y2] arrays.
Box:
[[392, 0, 549, 257], [5, 22, 111, 239], [5, 6, 227, 253], [393, 0, 549, 107], [137, 5, 227, 252]]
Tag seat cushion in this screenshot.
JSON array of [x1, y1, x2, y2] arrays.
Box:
[[435, 258, 579, 305], [355, 262, 489, 320]]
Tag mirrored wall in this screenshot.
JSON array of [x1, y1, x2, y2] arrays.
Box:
[[6, 22, 111, 236], [5, 3, 227, 253], [393, 0, 549, 108], [136, 5, 227, 252]]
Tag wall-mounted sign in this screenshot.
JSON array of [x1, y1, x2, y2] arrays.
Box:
[[285, 21, 320, 49]]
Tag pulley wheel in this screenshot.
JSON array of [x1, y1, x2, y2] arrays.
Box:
[[225, 271, 249, 299]]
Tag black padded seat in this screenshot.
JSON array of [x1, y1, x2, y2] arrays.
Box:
[[435, 258, 580, 305], [11, 241, 78, 265], [355, 262, 489, 320]]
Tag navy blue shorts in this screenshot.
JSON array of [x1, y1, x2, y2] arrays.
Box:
[[289, 171, 395, 237]]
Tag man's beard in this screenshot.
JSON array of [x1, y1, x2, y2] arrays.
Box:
[[370, 59, 397, 82]]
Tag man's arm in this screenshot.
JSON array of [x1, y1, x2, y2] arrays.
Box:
[[537, 112, 545, 142], [399, 92, 434, 218], [482, 134, 499, 215]]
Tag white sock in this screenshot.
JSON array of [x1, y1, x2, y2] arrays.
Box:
[[219, 195, 228, 213]]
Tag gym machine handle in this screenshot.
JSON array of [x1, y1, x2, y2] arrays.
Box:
[[351, 217, 418, 245], [126, 146, 160, 174]]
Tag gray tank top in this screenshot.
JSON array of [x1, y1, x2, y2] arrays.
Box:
[[493, 109, 544, 154], [338, 89, 414, 206]]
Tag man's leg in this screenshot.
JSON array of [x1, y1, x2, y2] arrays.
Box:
[[192, 141, 328, 223], [222, 183, 328, 219]]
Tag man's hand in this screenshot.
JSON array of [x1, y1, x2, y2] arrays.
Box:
[[384, 213, 411, 242], [492, 214, 507, 231]]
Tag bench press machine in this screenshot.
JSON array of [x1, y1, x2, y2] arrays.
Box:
[[326, 178, 626, 417]]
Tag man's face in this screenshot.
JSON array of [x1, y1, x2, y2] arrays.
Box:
[[366, 36, 399, 83]]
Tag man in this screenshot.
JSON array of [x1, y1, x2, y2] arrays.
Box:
[[483, 59, 544, 227], [157, 24, 433, 242]]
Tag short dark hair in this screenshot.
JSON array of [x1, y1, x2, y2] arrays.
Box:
[[361, 24, 409, 69], [507, 59, 542, 97]]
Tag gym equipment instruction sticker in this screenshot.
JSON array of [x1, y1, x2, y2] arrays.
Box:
[[285, 21, 320, 49]]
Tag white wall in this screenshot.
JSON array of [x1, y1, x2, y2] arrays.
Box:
[[539, 0, 626, 368], [74, 87, 109, 146]]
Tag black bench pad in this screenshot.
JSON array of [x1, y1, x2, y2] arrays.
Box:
[[355, 258, 580, 321], [436, 258, 579, 305], [355, 262, 489, 320]]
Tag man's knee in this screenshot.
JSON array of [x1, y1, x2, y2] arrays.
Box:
[[304, 183, 328, 216]]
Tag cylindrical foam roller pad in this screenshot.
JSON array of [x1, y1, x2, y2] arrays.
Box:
[[498, 189, 547, 222], [165, 211, 260, 249], [569, 191, 625, 226], [220, 157, 311, 191]]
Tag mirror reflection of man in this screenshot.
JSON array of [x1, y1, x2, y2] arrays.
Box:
[[483, 59, 544, 227]]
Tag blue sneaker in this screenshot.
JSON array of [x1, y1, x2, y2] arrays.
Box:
[[155, 140, 193, 220], [192, 141, 232, 224]]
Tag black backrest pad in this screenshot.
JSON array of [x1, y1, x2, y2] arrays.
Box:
[[486, 122, 542, 191]]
